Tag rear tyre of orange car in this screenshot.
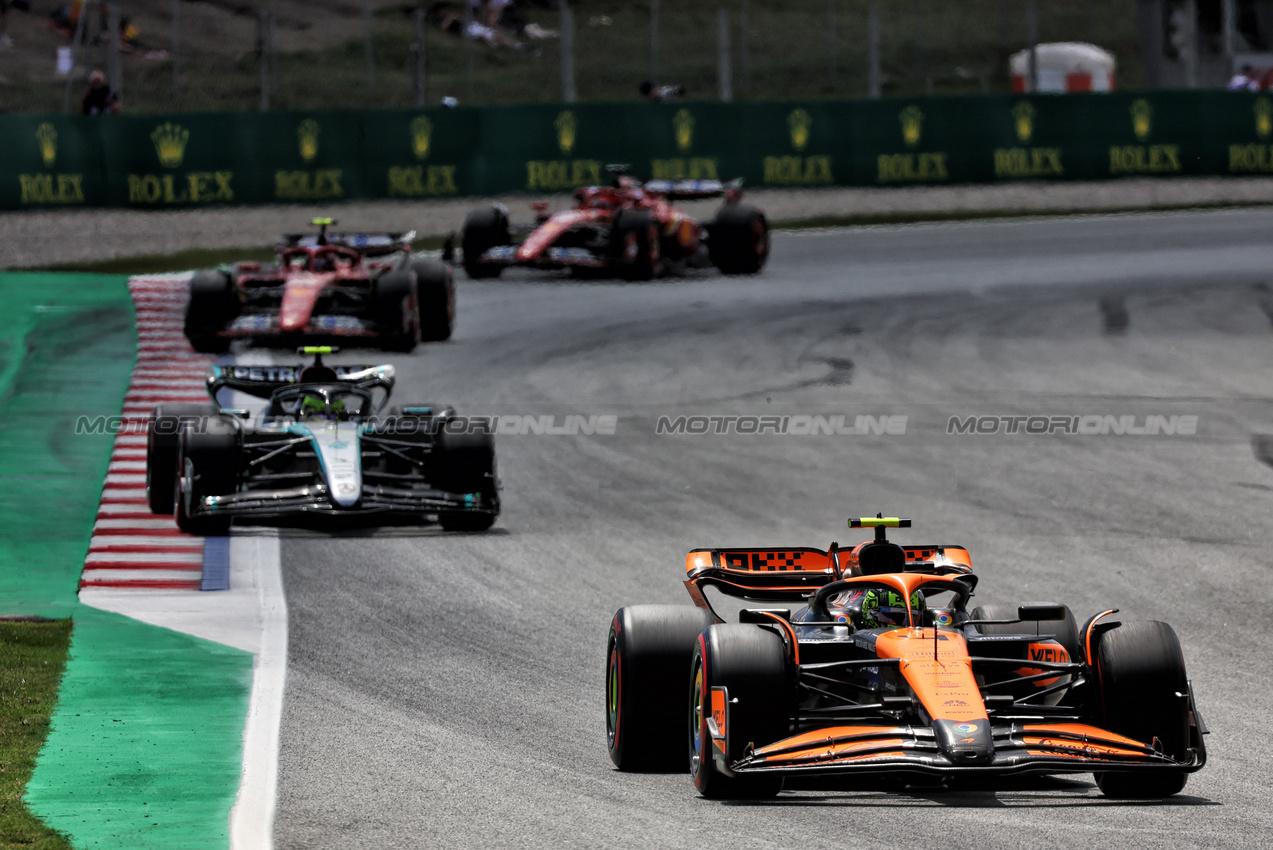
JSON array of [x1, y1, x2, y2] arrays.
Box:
[[411, 258, 455, 342], [690, 624, 787, 799], [971, 603, 1081, 661], [709, 204, 769, 275], [1092, 619, 1191, 798], [430, 428, 497, 531], [610, 209, 659, 281], [606, 605, 717, 771], [461, 206, 510, 279], [185, 270, 238, 353], [174, 418, 238, 536], [147, 403, 221, 515], [373, 269, 421, 352]]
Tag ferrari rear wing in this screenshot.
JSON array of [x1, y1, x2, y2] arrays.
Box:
[[644, 178, 742, 202], [684, 545, 973, 601], [206, 363, 395, 401]]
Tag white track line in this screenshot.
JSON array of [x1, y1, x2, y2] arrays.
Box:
[[229, 533, 286, 850]]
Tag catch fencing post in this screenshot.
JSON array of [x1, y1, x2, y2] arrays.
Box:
[[412, 4, 426, 106], [61, 1, 90, 112], [718, 8, 732, 102], [364, 0, 375, 95], [257, 8, 270, 111], [561, 1, 576, 103], [1223, 0, 1236, 57], [739, 0, 749, 97], [465, 2, 475, 102], [1026, 0, 1038, 92], [106, 1, 122, 103], [867, 4, 881, 98], [171, 0, 180, 101], [650, 0, 660, 86], [827, 0, 836, 87]]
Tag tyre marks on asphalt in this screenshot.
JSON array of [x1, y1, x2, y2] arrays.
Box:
[[79, 274, 220, 591]]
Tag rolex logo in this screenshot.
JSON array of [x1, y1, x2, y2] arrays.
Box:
[[410, 116, 433, 160], [788, 108, 811, 152], [36, 123, 57, 169], [1257, 99, 1272, 140], [555, 111, 576, 155], [900, 105, 923, 148], [1130, 99, 1152, 141], [298, 119, 321, 163], [673, 109, 694, 153], [150, 122, 190, 169], [1012, 101, 1035, 144]]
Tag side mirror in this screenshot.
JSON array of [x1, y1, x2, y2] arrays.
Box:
[[219, 408, 251, 419], [1017, 603, 1066, 621]]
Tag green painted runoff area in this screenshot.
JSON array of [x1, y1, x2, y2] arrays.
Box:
[[0, 273, 253, 849]]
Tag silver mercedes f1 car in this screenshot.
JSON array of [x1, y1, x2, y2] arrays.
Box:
[[145, 348, 498, 534]]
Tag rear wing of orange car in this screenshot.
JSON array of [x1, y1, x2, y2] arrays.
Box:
[[684, 544, 972, 601]]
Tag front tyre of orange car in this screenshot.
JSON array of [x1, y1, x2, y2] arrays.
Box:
[[1092, 619, 1192, 798], [690, 624, 787, 799]]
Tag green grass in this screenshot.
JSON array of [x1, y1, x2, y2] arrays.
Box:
[[7, 1, 1142, 114], [0, 619, 73, 850]]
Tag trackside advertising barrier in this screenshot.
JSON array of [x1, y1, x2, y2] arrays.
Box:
[[5, 91, 1273, 210]]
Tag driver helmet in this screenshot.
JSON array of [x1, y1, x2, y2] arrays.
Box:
[[840, 587, 925, 629], [300, 392, 328, 419]]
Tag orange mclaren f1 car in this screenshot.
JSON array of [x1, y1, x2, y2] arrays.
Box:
[[605, 516, 1207, 799]]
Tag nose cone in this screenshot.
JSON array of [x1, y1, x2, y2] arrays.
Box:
[[933, 718, 995, 765], [279, 276, 328, 332]]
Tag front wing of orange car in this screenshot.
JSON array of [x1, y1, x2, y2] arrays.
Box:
[[723, 720, 1206, 779]]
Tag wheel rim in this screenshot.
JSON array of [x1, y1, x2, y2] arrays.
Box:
[[690, 654, 705, 782], [751, 220, 769, 260], [606, 638, 620, 748]]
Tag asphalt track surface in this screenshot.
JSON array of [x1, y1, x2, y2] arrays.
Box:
[[272, 209, 1273, 848]]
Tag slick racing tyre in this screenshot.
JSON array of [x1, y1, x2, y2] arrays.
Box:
[[184, 269, 238, 353], [430, 428, 497, 531], [174, 417, 239, 535], [690, 624, 787, 799], [372, 268, 421, 352], [970, 603, 1081, 661], [461, 206, 510, 279], [708, 203, 769, 275], [610, 209, 659, 281], [147, 403, 221, 515], [411, 258, 455, 342], [1092, 620, 1192, 798], [606, 605, 717, 771]]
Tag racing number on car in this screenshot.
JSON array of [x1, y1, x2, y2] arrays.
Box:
[[722, 551, 802, 572]]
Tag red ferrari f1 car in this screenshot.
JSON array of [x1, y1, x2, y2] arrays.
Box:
[[184, 219, 454, 353], [454, 169, 769, 280], [606, 516, 1207, 799]]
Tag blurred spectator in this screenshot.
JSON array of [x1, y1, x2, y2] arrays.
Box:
[[428, 2, 523, 49], [639, 80, 686, 101], [472, 0, 556, 40], [1, 0, 20, 48], [80, 69, 120, 115], [1228, 64, 1260, 90]]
